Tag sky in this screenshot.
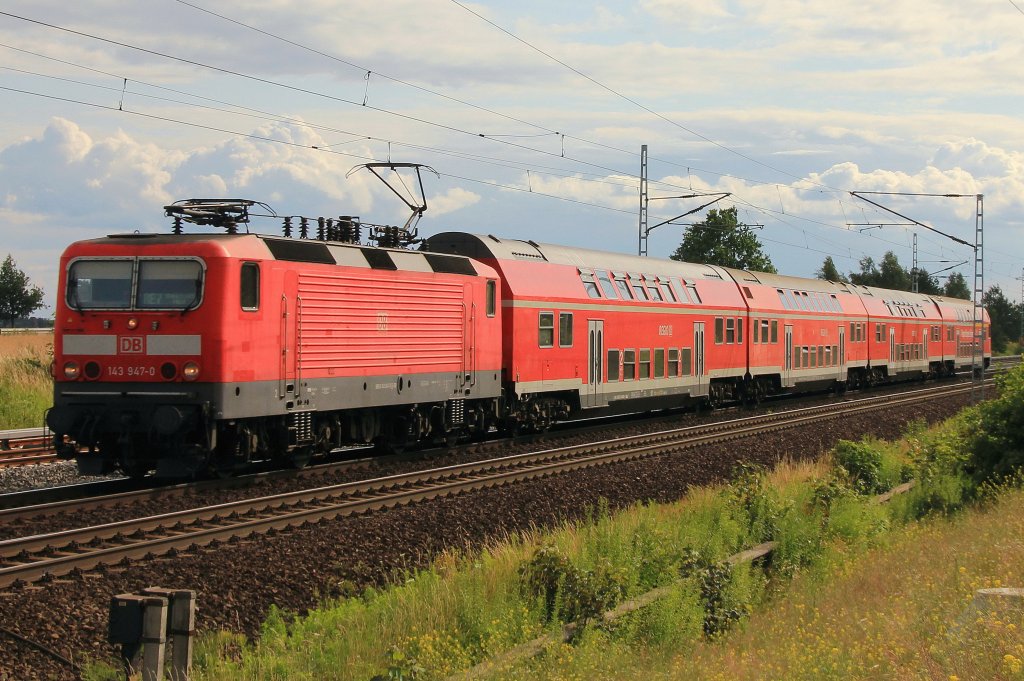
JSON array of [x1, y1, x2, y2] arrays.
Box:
[[1, 0, 1023, 313]]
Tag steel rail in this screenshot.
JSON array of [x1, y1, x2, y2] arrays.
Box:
[[0, 381, 974, 589]]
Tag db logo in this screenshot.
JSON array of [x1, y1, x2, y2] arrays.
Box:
[[119, 336, 145, 354]]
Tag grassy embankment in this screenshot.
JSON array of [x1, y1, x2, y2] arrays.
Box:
[[0, 332, 52, 430], [86, 366, 1024, 681]]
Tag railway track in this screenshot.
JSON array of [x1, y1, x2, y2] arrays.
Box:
[[0, 380, 975, 589], [0, 428, 57, 468]]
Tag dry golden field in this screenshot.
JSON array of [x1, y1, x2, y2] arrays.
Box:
[[0, 331, 53, 429], [0, 330, 53, 358]]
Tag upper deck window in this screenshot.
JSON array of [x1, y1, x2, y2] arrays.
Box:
[[580, 272, 601, 299], [596, 271, 618, 299], [614, 277, 634, 300], [67, 259, 133, 309], [137, 260, 204, 310]]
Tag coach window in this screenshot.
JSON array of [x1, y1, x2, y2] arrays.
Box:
[[241, 262, 260, 310], [607, 350, 621, 381], [726, 318, 736, 344], [639, 349, 652, 379], [659, 280, 678, 302], [794, 346, 801, 369], [614, 276, 634, 300], [946, 325, 954, 342], [770, 320, 778, 344], [715, 317, 724, 344], [777, 289, 790, 310], [654, 348, 665, 378], [539, 312, 554, 347], [752, 319, 759, 344], [486, 280, 496, 317], [824, 346, 831, 367], [596, 271, 618, 299], [687, 282, 702, 304], [646, 280, 664, 302], [631, 277, 649, 301], [580, 272, 601, 299], [681, 347, 693, 376], [623, 350, 637, 380], [737, 318, 744, 343], [559, 313, 574, 347], [668, 348, 680, 376]]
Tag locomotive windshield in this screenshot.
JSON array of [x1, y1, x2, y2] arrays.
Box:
[[137, 260, 203, 309], [66, 258, 204, 310], [67, 260, 133, 309]]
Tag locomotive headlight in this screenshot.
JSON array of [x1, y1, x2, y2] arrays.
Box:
[[182, 361, 200, 381], [63, 361, 81, 380], [127, 317, 139, 330]]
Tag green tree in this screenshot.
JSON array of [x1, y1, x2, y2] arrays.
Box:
[[669, 207, 776, 273], [0, 255, 45, 327], [848, 251, 935, 293], [943, 272, 970, 299], [982, 285, 1019, 353], [912, 267, 942, 295], [815, 256, 848, 282]]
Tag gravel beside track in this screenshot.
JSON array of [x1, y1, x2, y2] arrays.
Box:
[[0, 393, 969, 680]]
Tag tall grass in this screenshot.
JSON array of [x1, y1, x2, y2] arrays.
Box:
[[0, 333, 52, 429]]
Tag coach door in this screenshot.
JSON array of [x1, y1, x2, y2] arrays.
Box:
[[838, 325, 846, 382], [890, 326, 897, 373], [585, 320, 606, 408], [693, 322, 706, 396], [784, 325, 793, 387]]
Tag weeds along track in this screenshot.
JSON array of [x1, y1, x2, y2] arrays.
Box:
[[0, 381, 975, 589]]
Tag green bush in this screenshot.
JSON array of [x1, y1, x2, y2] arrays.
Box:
[[968, 365, 1024, 484], [723, 463, 785, 543], [519, 545, 627, 627], [834, 439, 886, 494]]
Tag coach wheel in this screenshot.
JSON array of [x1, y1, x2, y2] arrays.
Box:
[[289, 446, 312, 469], [708, 384, 726, 409]]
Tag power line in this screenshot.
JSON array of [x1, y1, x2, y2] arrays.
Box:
[[447, 0, 839, 194]]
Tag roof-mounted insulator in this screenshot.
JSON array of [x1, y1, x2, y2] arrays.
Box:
[[317, 217, 326, 241], [283, 216, 293, 238], [299, 217, 309, 239]]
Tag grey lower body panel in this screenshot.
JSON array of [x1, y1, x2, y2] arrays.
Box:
[[51, 369, 502, 424]]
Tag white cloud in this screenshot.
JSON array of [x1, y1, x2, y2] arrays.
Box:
[[427, 187, 481, 217]]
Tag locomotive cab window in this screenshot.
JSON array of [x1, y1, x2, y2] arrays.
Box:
[[539, 312, 555, 347], [66, 259, 133, 309], [241, 262, 260, 311]]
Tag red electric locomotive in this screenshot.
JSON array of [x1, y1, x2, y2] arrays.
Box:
[[48, 204, 502, 477]]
